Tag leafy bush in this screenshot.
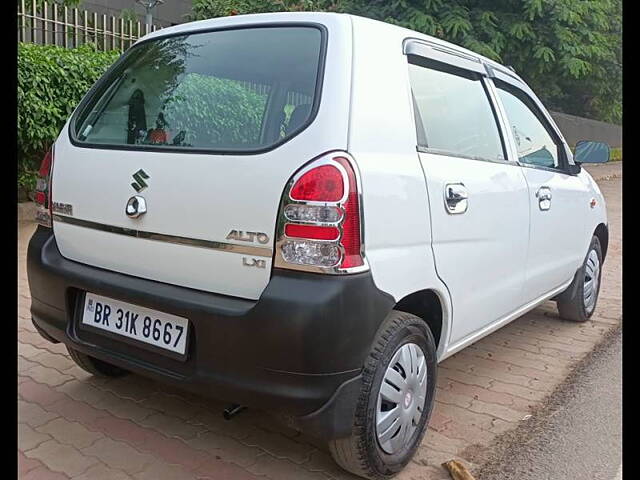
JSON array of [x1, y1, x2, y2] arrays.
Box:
[[610, 148, 622, 162], [18, 43, 119, 195], [162, 74, 268, 147]]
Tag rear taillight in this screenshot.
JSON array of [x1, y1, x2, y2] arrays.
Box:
[[35, 148, 54, 228], [275, 152, 367, 273]]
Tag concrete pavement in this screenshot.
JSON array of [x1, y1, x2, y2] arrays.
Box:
[[18, 162, 621, 479]]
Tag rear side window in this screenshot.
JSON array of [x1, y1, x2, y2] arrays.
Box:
[[73, 26, 324, 152], [408, 57, 505, 162]]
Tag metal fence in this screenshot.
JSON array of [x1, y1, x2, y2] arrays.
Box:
[[17, 0, 162, 51]]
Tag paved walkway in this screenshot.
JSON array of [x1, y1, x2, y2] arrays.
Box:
[[18, 163, 621, 479]]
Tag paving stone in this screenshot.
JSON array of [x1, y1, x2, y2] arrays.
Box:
[[37, 417, 104, 449], [48, 395, 111, 425], [18, 400, 59, 428], [18, 423, 51, 451], [246, 454, 328, 480], [188, 409, 256, 440], [132, 462, 198, 480], [242, 429, 317, 464], [435, 388, 474, 409], [21, 466, 70, 480], [139, 412, 207, 440], [81, 438, 156, 474], [24, 365, 74, 387], [468, 399, 528, 423], [18, 356, 40, 375], [72, 463, 133, 480], [303, 450, 361, 479], [101, 375, 158, 403], [440, 420, 495, 445], [25, 439, 99, 477], [56, 379, 109, 405], [93, 391, 155, 422], [138, 432, 210, 471], [18, 379, 65, 407], [31, 350, 75, 372], [141, 392, 201, 420], [422, 429, 469, 454], [489, 380, 549, 402], [62, 364, 93, 381], [194, 458, 266, 480], [19, 449, 43, 477], [186, 431, 264, 468]]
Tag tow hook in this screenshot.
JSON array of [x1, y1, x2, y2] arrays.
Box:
[[223, 404, 247, 420]]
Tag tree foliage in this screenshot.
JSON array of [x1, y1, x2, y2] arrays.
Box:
[[191, 0, 621, 124], [17, 43, 119, 177]]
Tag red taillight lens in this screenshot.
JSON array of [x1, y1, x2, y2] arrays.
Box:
[[35, 148, 54, 227], [278, 153, 366, 272], [334, 157, 363, 268], [38, 149, 52, 177], [290, 165, 344, 202], [285, 224, 340, 241]]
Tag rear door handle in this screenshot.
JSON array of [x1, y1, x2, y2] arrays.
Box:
[[444, 183, 468, 214], [536, 186, 552, 211]]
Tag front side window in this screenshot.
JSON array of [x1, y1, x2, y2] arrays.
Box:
[[496, 85, 560, 169], [408, 57, 505, 162], [73, 26, 323, 152]]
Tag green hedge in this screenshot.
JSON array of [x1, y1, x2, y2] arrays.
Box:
[[610, 147, 622, 162], [18, 43, 119, 197]]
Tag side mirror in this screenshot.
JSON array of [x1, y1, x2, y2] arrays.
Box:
[[574, 140, 610, 164]]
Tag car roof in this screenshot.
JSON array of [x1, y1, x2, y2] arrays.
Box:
[[136, 12, 523, 84]]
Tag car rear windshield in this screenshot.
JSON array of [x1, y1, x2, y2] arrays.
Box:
[[73, 26, 324, 152]]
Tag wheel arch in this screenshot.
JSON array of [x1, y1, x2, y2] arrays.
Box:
[[594, 223, 609, 261], [393, 289, 449, 356]]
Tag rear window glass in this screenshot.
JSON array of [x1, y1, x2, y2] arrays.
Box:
[[408, 58, 506, 162], [73, 26, 324, 152]]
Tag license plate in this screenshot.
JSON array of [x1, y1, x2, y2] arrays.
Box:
[[81, 293, 189, 355]]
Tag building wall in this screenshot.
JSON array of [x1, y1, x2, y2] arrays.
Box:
[[80, 1, 192, 27], [550, 111, 622, 149]]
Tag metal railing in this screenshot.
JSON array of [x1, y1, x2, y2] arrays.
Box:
[[18, 0, 162, 51]]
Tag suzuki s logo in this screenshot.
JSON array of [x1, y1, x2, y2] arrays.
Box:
[[131, 169, 150, 193]]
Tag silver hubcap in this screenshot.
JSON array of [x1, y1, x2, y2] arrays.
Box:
[[376, 343, 428, 455], [583, 248, 600, 314]]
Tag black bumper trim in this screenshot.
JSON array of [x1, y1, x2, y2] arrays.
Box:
[[27, 226, 395, 439]]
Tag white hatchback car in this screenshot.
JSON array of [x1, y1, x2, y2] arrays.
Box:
[[27, 12, 610, 479]]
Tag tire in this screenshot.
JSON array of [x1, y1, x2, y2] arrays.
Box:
[[329, 311, 438, 479], [67, 347, 129, 378], [556, 235, 603, 322]]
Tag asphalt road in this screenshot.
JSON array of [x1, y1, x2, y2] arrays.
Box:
[[477, 325, 622, 480]]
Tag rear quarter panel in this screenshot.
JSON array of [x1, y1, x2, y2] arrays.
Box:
[[347, 17, 452, 358]]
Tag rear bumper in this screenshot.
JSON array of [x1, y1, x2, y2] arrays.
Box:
[[27, 226, 394, 439]]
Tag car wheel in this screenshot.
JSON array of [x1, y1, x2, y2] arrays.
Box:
[[329, 310, 437, 479], [556, 235, 603, 322], [67, 347, 129, 377]]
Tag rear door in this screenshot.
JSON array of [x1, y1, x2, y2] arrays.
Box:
[[406, 45, 530, 347], [51, 21, 351, 300], [490, 78, 589, 300]]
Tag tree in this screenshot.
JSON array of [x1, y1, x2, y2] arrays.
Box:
[[191, 0, 621, 124]]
